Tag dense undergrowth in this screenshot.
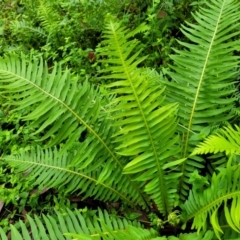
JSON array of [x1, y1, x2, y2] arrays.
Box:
[[1, 0, 240, 239]]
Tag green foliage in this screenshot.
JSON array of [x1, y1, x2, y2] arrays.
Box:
[[0, 0, 240, 239], [182, 164, 240, 239], [162, 0, 240, 199], [0, 207, 149, 240], [0, 0, 127, 75], [192, 125, 240, 155], [98, 19, 182, 215], [125, 0, 206, 70]]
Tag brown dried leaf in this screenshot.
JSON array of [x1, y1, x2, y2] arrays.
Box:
[[158, 10, 167, 19], [0, 200, 4, 213]]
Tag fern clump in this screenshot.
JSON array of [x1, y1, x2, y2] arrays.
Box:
[[0, 0, 240, 239]]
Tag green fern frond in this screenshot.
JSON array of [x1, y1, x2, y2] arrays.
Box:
[[181, 165, 240, 239], [176, 231, 214, 240], [164, 0, 240, 198], [0, 56, 147, 207], [192, 125, 240, 156], [11, 20, 47, 38], [0, 208, 152, 240], [1, 147, 141, 204], [0, 206, 215, 240], [68, 224, 160, 240], [37, 0, 58, 31], [99, 20, 182, 215], [221, 226, 240, 240]]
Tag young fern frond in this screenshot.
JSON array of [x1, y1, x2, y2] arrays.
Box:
[[164, 0, 240, 198], [0, 56, 147, 207], [192, 125, 240, 156], [99, 20, 182, 215], [181, 165, 240, 239]]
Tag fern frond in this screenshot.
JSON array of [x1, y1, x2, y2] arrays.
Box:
[[0, 206, 215, 240], [11, 20, 47, 38], [37, 0, 58, 31], [0, 56, 147, 207], [177, 231, 214, 240], [164, 0, 240, 198], [192, 125, 240, 156], [99, 20, 182, 215], [68, 224, 160, 240], [181, 165, 240, 239], [0, 208, 153, 240], [1, 147, 141, 204]]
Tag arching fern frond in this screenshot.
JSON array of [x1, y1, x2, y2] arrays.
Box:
[[1, 147, 140, 204], [181, 165, 240, 239], [0, 56, 147, 207], [192, 125, 240, 156], [164, 0, 240, 198], [99, 20, 182, 215], [11, 20, 47, 38]]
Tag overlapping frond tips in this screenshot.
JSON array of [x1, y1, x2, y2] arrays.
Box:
[[192, 125, 240, 156], [99, 20, 181, 215], [164, 0, 240, 198], [181, 166, 240, 239]]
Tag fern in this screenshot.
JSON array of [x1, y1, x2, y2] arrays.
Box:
[[1, 0, 240, 238], [181, 165, 240, 239], [0, 208, 153, 240], [0, 207, 215, 240], [0, 56, 147, 207], [192, 125, 240, 155], [2, 147, 141, 203], [183, 125, 240, 238], [10, 20, 47, 38], [164, 0, 240, 198], [99, 19, 182, 215], [37, 0, 59, 31]]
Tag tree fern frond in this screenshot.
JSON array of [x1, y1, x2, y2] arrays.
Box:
[[99, 20, 182, 215], [192, 125, 240, 156], [0, 208, 151, 240], [0, 56, 147, 207], [181, 165, 240, 239], [164, 0, 240, 198]]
